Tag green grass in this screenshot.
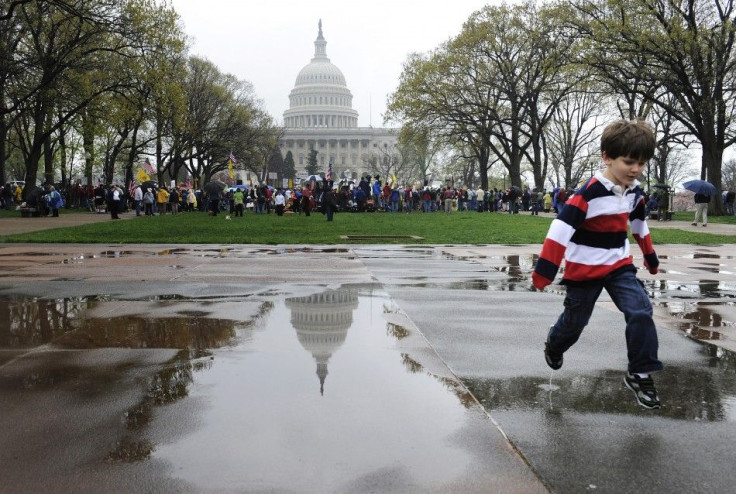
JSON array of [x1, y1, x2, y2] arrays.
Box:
[[2, 208, 736, 244]]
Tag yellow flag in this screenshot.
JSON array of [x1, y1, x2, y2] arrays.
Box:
[[136, 169, 150, 182], [228, 159, 234, 179]]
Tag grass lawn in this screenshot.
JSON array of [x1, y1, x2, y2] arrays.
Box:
[[2, 208, 736, 244]]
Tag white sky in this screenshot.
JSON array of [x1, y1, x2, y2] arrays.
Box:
[[169, 0, 496, 128]]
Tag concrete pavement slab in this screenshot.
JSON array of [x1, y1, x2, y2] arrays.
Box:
[[0, 243, 735, 493]]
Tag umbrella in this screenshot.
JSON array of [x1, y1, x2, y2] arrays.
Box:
[[140, 180, 158, 194], [683, 179, 716, 196], [227, 184, 248, 192], [306, 174, 322, 182], [204, 180, 226, 196]]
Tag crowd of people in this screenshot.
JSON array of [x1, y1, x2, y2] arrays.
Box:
[[5, 177, 735, 222], [0, 178, 580, 219]]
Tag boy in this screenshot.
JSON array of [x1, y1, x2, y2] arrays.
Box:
[[532, 120, 663, 409]]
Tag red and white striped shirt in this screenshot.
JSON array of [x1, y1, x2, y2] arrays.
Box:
[[532, 172, 658, 289]]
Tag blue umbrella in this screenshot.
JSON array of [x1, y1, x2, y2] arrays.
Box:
[[683, 179, 716, 196], [227, 184, 248, 192]]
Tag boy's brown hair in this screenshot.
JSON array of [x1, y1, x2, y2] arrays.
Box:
[[600, 120, 656, 161]]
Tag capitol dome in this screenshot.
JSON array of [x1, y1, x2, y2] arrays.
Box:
[[283, 20, 359, 129]]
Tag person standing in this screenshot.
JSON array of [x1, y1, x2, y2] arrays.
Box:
[[169, 187, 180, 215], [530, 188, 540, 215], [322, 184, 337, 221], [533, 119, 662, 409], [726, 189, 735, 216], [274, 188, 285, 216], [133, 184, 143, 216], [443, 187, 454, 214], [233, 188, 244, 216], [47, 186, 63, 217], [301, 184, 313, 216], [109, 184, 121, 219], [143, 188, 155, 216], [156, 186, 169, 215], [692, 192, 711, 227], [372, 176, 382, 211], [543, 191, 552, 213]]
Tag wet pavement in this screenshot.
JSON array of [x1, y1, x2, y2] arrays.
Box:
[[0, 243, 735, 493]]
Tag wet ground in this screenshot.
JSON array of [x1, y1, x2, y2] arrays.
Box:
[[0, 243, 735, 493]]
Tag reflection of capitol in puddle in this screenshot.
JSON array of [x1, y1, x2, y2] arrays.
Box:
[[285, 288, 358, 395]]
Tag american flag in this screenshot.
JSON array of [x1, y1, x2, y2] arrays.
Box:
[[229, 151, 237, 165], [142, 157, 155, 175], [326, 160, 333, 182]]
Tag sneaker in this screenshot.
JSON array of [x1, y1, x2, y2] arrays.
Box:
[[624, 373, 661, 409], [544, 341, 563, 370], [691, 222, 697, 226]]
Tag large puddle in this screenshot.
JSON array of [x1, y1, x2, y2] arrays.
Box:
[[0, 286, 487, 491]]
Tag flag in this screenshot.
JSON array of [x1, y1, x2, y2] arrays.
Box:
[[142, 158, 156, 175], [326, 160, 333, 182], [136, 169, 150, 183], [128, 181, 136, 197], [228, 151, 236, 179]]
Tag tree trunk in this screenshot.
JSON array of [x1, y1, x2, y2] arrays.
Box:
[[703, 143, 724, 215], [82, 110, 95, 187], [0, 115, 7, 185]]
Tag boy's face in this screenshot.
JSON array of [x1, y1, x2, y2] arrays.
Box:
[[602, 151, 646, 187]]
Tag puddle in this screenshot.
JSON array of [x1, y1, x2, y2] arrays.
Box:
[[147, 286, 479, 490], [464, 351, 736, 421], [0, 286, 484, 491]]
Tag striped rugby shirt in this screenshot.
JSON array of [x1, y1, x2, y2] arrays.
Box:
[[532, 171, 659, 289]]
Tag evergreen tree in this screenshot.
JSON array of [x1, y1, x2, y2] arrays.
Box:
[[306, 149, 319, 175], [283, 150, 296, 179]]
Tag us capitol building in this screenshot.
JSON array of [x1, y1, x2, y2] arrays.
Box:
[[279, 20, 398, 179]]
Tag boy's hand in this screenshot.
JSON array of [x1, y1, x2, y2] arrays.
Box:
[[532, 272, 550, 290], [644, 261, 658, 275]]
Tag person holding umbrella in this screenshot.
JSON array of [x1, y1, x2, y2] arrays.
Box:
[[684, 179, 716, 227], [692, 192, 711, 226]]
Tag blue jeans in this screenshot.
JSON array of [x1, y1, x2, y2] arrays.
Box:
[[547, 268, 663, 374]]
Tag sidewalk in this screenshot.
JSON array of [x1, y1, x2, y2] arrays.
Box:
[[0, 242, 735, 492]]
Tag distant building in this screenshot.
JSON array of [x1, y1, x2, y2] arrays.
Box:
[[279, 20, 397, 180]]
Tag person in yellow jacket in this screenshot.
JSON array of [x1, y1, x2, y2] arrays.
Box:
[[187, 189, 197, 212], [543, 191, 553, 213], [156, 186, 169, 215]]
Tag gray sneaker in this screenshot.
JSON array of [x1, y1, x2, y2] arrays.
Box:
[[624, 373, 661, 409]]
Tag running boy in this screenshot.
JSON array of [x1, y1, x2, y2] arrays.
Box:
[[532, 120, 663, 409]]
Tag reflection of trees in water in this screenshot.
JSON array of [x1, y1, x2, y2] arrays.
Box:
[[106, 301, 275, 463], [109, 351, 214, 463], [387, 322, 409, 340], [56, 316, 238, 351], [0, 298, 88, 348], [0, 298, 276, 351], [464, 356, 736, 421], [400, 353, 475, 409]]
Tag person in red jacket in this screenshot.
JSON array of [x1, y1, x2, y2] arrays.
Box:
[[532, 120, 663, 410]]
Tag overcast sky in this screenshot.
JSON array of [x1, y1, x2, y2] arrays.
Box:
[[169, 0, 496, 128]]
